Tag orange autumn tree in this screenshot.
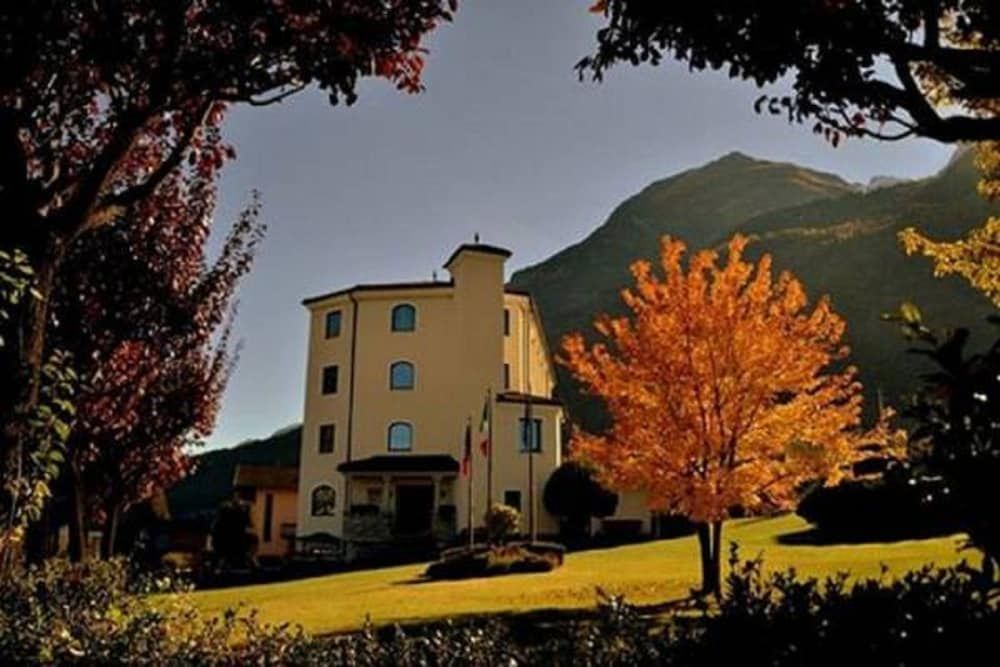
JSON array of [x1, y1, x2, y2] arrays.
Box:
[[560, 235, 897, 595]]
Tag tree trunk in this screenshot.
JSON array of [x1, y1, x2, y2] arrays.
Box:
[[695, 521, 723, 596], [1, 239, 64, 570], [67, 458, 88, 563], [102, 503, 122, 559], [710, 520, 723, 595]]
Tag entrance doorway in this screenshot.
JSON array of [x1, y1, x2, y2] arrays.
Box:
[[394, 484, 434, 535]]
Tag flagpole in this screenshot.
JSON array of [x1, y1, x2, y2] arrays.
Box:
[[467, 417, 474, 549], [486, 388, 493, 507], [527, 396, 535, 543]]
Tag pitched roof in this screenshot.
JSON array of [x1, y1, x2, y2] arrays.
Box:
[[497, 391, 563, 407], [338, 454, 460, 474], [302, 280, 454, 306], [232, 464, 299, 490]]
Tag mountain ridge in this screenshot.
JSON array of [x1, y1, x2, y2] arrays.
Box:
[[510, 148, 999, 430]]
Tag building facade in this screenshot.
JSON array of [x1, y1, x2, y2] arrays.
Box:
[[296, 244, 565, 556], [233, 464, 299, 559]]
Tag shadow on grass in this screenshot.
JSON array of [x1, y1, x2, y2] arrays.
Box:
[[391, 569, 560, 586], [776, 527, 956, 546], [316, 594, 701, 642]]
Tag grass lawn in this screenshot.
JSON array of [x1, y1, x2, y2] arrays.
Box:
[[189, 514, 971, 635]]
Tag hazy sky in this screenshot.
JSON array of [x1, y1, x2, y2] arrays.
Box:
[[208, 0, 953, 450]]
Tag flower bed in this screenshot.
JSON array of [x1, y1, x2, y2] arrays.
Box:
[[424, 542, 565, 580]]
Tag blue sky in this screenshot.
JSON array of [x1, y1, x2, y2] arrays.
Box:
[[207, 0, 952, 450]]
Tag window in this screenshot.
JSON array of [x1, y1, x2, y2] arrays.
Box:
[[321, 365, 339, 394], [519, 417, 542, 453], [388, 422, 413, 451], [503, 363, 511, 390], [325, 310, 342, 338], [390, 361, 415, 390], [318, 424, 335, 454], [504, 489, 522, 512], [311, 485, 336, 516], [391, 304, 416, 332], [263, 493, 274, 542], [504, 308, 511, 336]]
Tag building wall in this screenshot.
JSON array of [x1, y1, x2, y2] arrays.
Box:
[[489, 401, 562, 535], [502, 294, 555, 398], [298, 292, 353, 538], [250, 488, 298, 557], [350, 289, 461, 462], [605, 489, 653, 534]]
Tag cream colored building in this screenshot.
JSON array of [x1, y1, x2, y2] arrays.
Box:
[[296, 243, 567, 556], [233, 464, 299, 558]]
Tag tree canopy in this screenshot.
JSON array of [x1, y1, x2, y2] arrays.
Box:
[[560, 235, 900, 593], [582, 1, 1000, 144], [900, 142, 1000, 304]]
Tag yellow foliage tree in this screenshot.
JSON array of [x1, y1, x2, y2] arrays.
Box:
[[900, 142, 1000, 305], [560, 235, 898, 595]]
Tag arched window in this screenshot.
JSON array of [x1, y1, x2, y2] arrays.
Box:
[[311, 485, 336, 516], [388, 422, 413, 451], [390, 361, 415, 390], [391, 304, 416, 332]]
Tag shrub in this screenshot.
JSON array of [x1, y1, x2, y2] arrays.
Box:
[[797, 473, 959, 541], [543, 461, 618, 538], [210, 498, 258, 570], [530, 547, 1000, 666], [0, 558, 316, 665], [483, 503, 520, 544], [1, 558, 526, 664], [424, 544, 561, 580]]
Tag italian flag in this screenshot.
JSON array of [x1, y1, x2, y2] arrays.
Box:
[[479, 391, 491, 455]]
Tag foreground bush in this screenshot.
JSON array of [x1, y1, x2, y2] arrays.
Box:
[[532, 548, 1000, 666], [0, 558, 316, 665], [3, 550, 998, 665]]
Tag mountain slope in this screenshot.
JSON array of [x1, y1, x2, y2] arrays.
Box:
[[514, 151, 857, 372], [167, 425, 301, 521], [734, 150, 996, 418], [510, 150, 999, 429]]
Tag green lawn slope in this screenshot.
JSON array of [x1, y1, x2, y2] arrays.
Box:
[[189, 515, 969, 635]]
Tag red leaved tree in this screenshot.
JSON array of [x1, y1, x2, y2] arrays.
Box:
[[52, 121, 262, 559]]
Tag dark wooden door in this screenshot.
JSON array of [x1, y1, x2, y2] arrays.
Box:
[[394, 485, 434, 535]]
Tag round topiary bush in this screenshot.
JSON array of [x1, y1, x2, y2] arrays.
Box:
[[484, 503, 521, 544], [543, 461, 618, 539]]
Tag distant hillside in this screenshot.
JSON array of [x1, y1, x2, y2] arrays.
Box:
[[510, 149, 999, 430], [167, 425, 300, 521]]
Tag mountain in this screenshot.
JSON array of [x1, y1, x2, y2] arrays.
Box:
[[167, 425, 301, 521], [864, 175, 909, 192], [510, 149, 999, 430]]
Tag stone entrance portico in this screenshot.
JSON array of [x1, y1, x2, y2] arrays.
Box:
[[338, 455, 459, 558]]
